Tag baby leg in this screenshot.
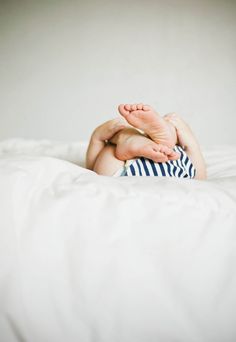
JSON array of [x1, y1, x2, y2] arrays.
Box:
[[86, 118, 127, 170], [93, 144, 125, 176], [164, 113, 207, 180]]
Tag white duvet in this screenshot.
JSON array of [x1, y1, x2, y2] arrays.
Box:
[[0, 139, 236, 342]]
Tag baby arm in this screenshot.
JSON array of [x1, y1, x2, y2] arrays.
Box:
[[164, 113, 207, 180]]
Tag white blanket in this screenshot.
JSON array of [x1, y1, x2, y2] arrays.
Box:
[[0, 139, 236, 342]]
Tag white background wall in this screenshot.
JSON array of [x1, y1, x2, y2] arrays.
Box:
[[0, 0, 235, 144]]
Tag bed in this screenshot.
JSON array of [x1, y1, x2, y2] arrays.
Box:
[[0, 139, 236, 342]]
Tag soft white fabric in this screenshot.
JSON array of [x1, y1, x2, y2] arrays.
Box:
[[0, 138, 88, 167], [0, 139, 236, 342]]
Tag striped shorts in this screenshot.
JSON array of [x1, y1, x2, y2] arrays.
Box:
[[115, 145, 196, 178]]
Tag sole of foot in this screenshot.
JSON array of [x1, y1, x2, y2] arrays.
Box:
[[118, 103, 177, 148], [115, 132, 179, 162]]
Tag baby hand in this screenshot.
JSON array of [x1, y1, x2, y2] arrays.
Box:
[[92, 118, 128, 142]]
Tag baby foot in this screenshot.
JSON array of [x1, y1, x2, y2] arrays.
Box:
[[118, 103, 177, 148], [115, 128, 179, 162]]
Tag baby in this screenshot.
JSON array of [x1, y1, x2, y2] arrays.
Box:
[[86, 104, 206, 180]]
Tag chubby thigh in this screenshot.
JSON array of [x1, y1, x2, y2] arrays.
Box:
[[93, 144, 125, 176]]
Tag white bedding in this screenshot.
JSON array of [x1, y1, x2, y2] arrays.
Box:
[[0, 139, 236, 342]]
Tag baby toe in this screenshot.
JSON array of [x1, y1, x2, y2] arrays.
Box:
[[118, 104, 130, 117], [124, 104, 131, 111], [143, 105, 151, 111], [131, 104, 137, 111], [169, 151, 180, 160]]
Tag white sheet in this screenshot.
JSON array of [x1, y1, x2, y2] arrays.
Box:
[[0, 139, 236, 342]]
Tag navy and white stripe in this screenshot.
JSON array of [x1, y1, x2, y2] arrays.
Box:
[[122, 145, 196, 178]]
